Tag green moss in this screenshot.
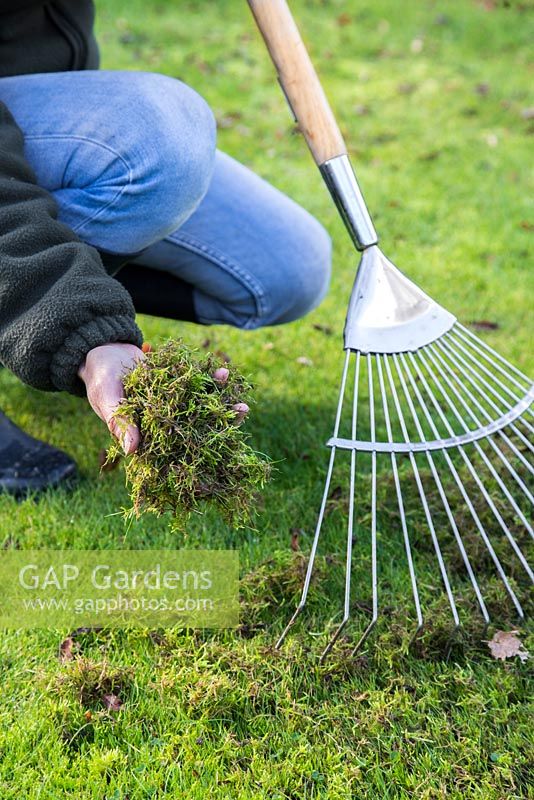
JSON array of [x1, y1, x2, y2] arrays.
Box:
[[106, 340, 271, 528]]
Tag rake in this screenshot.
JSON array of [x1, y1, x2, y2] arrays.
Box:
[[248, 0, 533, 658]]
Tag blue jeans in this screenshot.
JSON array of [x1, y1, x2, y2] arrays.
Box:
[[0, 70, 331, 329]]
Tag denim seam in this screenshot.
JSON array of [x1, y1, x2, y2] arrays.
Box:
[[24, 133, 133, 237], [164, 230, 269, 325]]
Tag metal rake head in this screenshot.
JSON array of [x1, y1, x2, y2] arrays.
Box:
[[277, 247, 533, 661]]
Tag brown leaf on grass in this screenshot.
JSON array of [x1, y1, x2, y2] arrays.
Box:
[[59, 636, 77, 663], [102, 693, 123, 711], [201, 338, 211, 349], [99, 449, 121, 472], [313, 323, 333, 336], [290, 528, 303, 552], [475, 82, 490, 96], [398, 82, 416, 95], [519, 220, 534, 231], [336, 13, 352, 26], [325, 484, 347, 516], [469, 319, 500, 331], [215, 110, 243, 129], [215, 350, 231, 363], [419, 150, 441, 161], [486, 630, 529, 662]]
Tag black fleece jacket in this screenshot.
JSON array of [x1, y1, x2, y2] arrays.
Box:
[[0, 1, 143, 396]]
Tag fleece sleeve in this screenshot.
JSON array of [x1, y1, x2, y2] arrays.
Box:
[[0, 100, 143, 396]]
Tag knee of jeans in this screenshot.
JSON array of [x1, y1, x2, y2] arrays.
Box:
[[256, 217, 332, 327], [120, 73, 217, 250]]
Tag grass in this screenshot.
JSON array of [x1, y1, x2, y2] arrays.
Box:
[[0, 0, 532, 797]]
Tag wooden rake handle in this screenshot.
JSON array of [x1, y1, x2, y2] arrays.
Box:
[[247, 0, 347, 165]]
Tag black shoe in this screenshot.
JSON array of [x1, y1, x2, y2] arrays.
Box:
[[0, 411, 77, 496]]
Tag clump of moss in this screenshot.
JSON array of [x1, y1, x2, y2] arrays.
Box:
[[106, 340, 271, 528]]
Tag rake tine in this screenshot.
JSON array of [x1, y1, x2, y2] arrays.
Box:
[[453, 328, 534, 438], [412, 350, 533, 594], [455, 324, 534, 401], [443, 334, 534, 466], [320, 352, 361, 662], [388, 355, 461, 630], [350, 355, 378, 656], [439, 338, 534, 474], [448, 329, 531, 403], [396, 353, 492, 623], [275, 349, 351, 650], [429, 343, 534, 506], [422, 346, 534, 541], [379, 356, 424, 634], [441, 335, 534, 463], [433, 345, 534, 510], [455, 325, 534, 432]]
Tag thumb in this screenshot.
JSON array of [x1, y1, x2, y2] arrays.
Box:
[[92, 378, 140, 455]]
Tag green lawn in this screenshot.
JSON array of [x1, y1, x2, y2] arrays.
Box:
[[0, 0, 532, 797]]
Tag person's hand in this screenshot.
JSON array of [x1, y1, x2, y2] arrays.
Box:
[[78, 346, 251, 457], [212, 367, 249, 423], [78, 343, 145, 454]]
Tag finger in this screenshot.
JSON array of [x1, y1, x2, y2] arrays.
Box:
[[119, 421, 140, 455], [94, 379, 140, 454], [107, 413, 140, 454], [213, 367, 229, 384], [231, 402, 249, 425]]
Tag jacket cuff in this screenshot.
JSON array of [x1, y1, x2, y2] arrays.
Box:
[[50, 315, 144, 396]]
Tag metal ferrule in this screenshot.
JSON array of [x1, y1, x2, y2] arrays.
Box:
[[320, 154, 378, 251]]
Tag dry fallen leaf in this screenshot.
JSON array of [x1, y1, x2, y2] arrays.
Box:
[[325, 484, 347, 516], [102, 693, 123, 711], [215, 350, 231, 363], [419, 150, 441, 161], [290, 528, 303, 552], [59, 636, 77, 663], [215, 110, 243, 129], [398, 82, 416, 95], [313, 323, 333, 336], [486, 630, 529, 662], [475, 82, 490, 96], [336, 13, 352, 26], [469, 319, 500, 331]]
